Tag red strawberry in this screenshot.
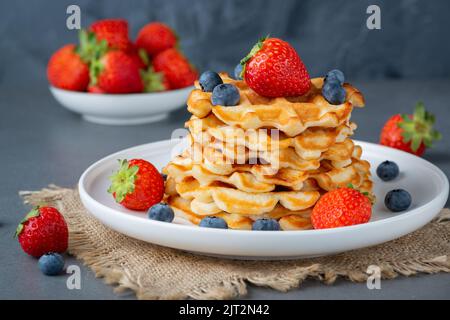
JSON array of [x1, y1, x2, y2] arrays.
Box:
[[47, 44, 89, 91], [90, 19, 131, 51], [15, 207, 68, 257], [136, 22, 177, 57], [311, 188, 372, 229], [153, 48, 198, 89], [240, 37, 311, 98], [87, 85, 105, 93], [108, 159, 164, 211], [380, 103, 441, 156], [91, 51, 144, 94], [126, 46, 149, 70]]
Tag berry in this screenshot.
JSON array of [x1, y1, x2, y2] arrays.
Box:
[[252, 219, 280, 231], [376, 160, 399, 181], [311, 188, 372, 229], [148, 203, 174, 222], [87, 85, 105, 94], [199, 71, 223, 92], [325, 69, 345, 85], [153, 48, 198, 89], [199, 216, 228, 229], [38, 253, 65, 276], [90, 19, 130, 51], [380, 103, 441, 156], [15, 207, 68, 258], [211, 84, 240, 106], [91, 51, 144, 94], [136, 22, 177, 57], [161, 173, 167, 181], [322, 80, 346, 105], [385, 189, 412, 212], [108, 159, 164, 211], [240, 37, 311, 97], [47, 44, 89, 91], [234, 63, 243, 80]]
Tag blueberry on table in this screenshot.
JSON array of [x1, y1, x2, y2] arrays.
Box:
[[322, 80, 346, 105], [376, 160, 399, 181], [38, 253, 65, 276], [148, 203, 174, 222], [234, 63, 243, 80], [252, 219, 281, 231], [199, 71, 223, 92], [199, 216, 228, 229], [211, 84, 240, 106], [325, 69, 345, 85], [385, 189, 412, 212]]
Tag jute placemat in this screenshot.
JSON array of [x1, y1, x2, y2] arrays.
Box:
[[20, 185, 450, 300]]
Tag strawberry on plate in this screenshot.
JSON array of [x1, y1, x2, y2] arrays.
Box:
[[380, 103, 441, 156], [47, 44, 90, 91], [108, 159, 164, 211], [240, 37, 311, 98], [90, 19, 131, 51], [311, 187, 372, 229], [90, 50, 144, 94], [136, 22, 177, 57], [153, 48, 198, 89], [15, 206, 68, 257]]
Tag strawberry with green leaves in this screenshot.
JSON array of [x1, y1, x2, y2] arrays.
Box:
[[108, 159, 164, 211], [380, 103, 441, 156]]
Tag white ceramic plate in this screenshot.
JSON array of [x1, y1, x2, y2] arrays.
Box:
[[79, 139, 448, 259], [50, 86, 193, 125]]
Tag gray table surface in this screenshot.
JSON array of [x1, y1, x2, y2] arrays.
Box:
[[1, 79, 449, 300]]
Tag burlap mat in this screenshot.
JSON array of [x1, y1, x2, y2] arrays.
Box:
[[20, 185, 450, 300]]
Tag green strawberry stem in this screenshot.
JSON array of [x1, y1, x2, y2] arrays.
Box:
[[107, 159, 139, 203], [239, 36, 268, 78], [398, 102, 441, 152], [141, 66, 166, 92], [15, 207, 40, 238]]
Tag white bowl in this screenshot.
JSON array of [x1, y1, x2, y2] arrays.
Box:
[[49, 86, 194, 125], [79, 139, 449, 260]]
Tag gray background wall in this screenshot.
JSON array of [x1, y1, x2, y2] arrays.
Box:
[[1, 0, 449, 91]]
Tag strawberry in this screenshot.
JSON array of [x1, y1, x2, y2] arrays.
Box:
[[47, 44, 89, 91], [240, 37, 311, 97], [380, 103, 441, 156], [108, 159, 164, 211], [311, 188, 372, 229], [15, 206, 68, 258], [90, 50, 144, 94], [87, 85, 105, 93], [136, 22, 177, 57], [126, 45, 149, 70], [89, 19, 131, 51], [153, 48, 198, 89]]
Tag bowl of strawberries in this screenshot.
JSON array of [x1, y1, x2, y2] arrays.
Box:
[[48, 19, 198, 125]]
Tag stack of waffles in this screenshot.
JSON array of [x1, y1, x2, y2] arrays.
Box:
[[163, 73, 374, 230]]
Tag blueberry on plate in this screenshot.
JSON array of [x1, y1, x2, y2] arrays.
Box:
[[252, 219, 281, 231], [385, 189, 412, 212], [38, 253, 65, 276], [325, 69, 345, 85], [234, 63, 243, 80], [148, 203, 174, 222], [211, 84, 240, 106], [161, 173, 167, 181], [376, 160, 399, 181], [322, 80, 346, 105], [199, 216, 228, 229], [199, 71, 223, 92]]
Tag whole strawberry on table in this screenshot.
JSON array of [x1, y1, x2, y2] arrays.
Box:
[[47, 19, 198, 94]]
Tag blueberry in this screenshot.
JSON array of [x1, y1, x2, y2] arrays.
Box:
[[385, 189, 412, 212], [199, 216, 228, 229], [148, 203, 174, 222], [161, 173, 167, 181], [211, 84, 240, 106], [376, 161, 399, 181], [234, 63, 243, 80], [322, 80, 346, 105], [252, 219, 281, 231], [325, 69, 345, 85], [199, 71, 223, 92], [38, 253, 65, 276]]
